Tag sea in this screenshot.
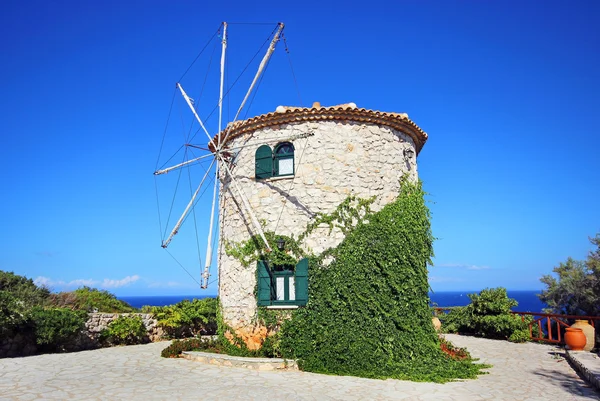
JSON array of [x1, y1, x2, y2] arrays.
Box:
[[119, 290, 546, 312]]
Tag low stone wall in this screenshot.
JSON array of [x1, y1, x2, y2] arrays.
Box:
[[182, 350, 298, 371], [0, 313, 165, 358], [85, 313, 163, 342]]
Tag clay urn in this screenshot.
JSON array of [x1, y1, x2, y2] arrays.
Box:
[[570, 320, 595, 352], [565, 327, 586, 351]]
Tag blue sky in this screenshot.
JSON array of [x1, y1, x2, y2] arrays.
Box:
[[1, 1, 598, 296]]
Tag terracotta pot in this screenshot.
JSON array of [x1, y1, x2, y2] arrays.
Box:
[[565, 327, 586, 351], [570, 320, 595, 352]]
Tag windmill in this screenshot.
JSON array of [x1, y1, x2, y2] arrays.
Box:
[[154, 22, 292, 290]]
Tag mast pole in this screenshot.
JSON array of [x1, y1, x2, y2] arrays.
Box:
[[221, 22, 285, 146], [202, 161, 219, 288], [217, 22, 227, 150]]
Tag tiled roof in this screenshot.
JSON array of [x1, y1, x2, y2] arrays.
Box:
[[212, 103, 429, 154]]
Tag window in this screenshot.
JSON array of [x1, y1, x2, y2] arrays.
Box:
[[254, 142, 295, 179], [274, 142, 294, 177], [257, 258, 308, 306]]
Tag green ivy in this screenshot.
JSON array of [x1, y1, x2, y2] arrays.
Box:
[[278, 179, 487, 382], [225, 232, 304, 268], [297, 195, 376, 242], [224, 195, 376, 268], [221, 179, 486, 382]]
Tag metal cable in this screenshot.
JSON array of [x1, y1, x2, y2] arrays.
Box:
[[164, 248, 202, 287], [178, 25, 222, 83]]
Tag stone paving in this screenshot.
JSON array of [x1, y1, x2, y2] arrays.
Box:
[[0, 334, 598, 400]]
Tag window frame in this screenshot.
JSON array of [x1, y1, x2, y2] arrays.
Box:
[[256, 258, 308, 307], [273, 142, 295, 177]]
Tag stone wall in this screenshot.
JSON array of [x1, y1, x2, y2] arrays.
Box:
[[84, 313, 164, 345], [0, 313, 164, 358], [217, 120, 418, 341]]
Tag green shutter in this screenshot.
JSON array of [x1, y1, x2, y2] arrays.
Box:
[[257, 260, 272, 306], [295, 258, 309, 306], [255, 145, 273, 179]]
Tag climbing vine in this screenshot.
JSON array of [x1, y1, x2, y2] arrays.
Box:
[[223, 178, 487, 382], [278, 179, 487, 382], [224, 195, 376, 267]]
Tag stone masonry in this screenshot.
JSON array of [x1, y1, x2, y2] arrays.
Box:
[[215, 104, 428, 347]]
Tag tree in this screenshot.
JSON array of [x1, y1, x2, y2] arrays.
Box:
[[539, 234, 600, 316]]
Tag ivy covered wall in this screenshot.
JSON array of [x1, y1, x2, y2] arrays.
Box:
[[278, 180, 485, 382]]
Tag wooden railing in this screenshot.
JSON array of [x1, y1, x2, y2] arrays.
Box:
[[434, 307, 599, 345], [510, 311, 600, 344]]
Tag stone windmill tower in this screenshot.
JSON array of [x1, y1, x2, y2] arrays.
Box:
[[215, 102, 428, 347]]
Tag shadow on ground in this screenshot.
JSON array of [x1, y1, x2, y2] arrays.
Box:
[[534, 367, 599, 399]]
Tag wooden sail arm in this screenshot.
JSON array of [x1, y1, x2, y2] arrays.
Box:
[[177, 83, 219, 152], [161, 158, 216, 248], [154, 153, 213, 176]]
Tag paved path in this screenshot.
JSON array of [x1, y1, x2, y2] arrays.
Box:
[[0, 334, 598, 400]]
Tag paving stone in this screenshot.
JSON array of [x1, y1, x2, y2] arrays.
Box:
[[0, 335, 598, 400]]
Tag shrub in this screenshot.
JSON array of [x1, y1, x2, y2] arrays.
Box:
[[151, 298, 217, 338], [0, 271, 50, 308], [100, 315, 148, 345], [0, 291, 28, 339], [279, 180, 486, 382], [161, 337, 220, 358], [539, 234, 600, 316], [1, 271, 52, 345], [441, 288, 531, 342], [28, 307, 87, 351], [48, 286, 135, 313]]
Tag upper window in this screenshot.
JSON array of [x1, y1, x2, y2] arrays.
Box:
[[254, 142, 295, 179], [274, 142, 294, 177]]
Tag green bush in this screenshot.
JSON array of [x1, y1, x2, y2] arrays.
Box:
[[100, 315, 148, 345], [0, 271, 50, 309], [441, 288, 531, 342], [539, 234, 600, 316], [28, 307, 87, 351], [151, 298, 217, 338], [279, 180, 486, 382], [161, 337, 221, 358], [48, 286, 135, 313], [1, 271, 52, 343]]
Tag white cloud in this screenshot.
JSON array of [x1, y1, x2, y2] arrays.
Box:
[[67, 278, 97, 287], [34, 276, 54, 287], [434, 263, 491, 271], [101, 275, 140, 288], [34, 275, 140, 290]]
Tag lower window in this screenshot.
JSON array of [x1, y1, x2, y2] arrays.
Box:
[[257, 258, 308, 306]]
